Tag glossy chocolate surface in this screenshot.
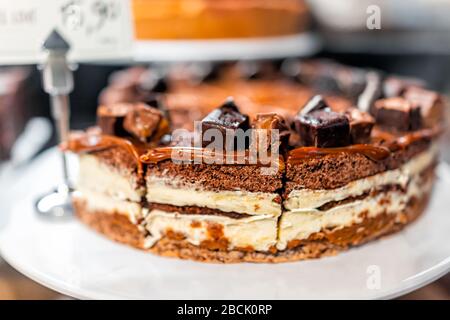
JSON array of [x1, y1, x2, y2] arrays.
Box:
[[295, 110, 350, 148], [374, 97, 422, 132], [201, 99, 250, 149]]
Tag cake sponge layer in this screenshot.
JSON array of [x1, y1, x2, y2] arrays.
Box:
[[146, 161, 283, 193], [143, 209, 278, 252], [285, 139, 432, 190], [278, 151, 436, 250], [284, 145, 437, 211]]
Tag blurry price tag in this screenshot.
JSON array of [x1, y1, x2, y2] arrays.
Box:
[[0, 0, 133, 64]]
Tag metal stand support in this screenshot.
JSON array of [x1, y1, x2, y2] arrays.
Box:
[[35, 30, 74, 219]]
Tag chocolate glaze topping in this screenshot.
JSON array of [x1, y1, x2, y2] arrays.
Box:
[[140, 146, 284, 169], [64, 124, 442, 171]]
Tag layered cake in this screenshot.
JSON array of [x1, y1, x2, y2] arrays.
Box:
[[132, 0, 309, 40], [67, 60, 446, 263]]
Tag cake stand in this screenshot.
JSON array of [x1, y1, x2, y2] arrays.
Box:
[[132, 33, 321, 62], [0, 147, 449, 299]]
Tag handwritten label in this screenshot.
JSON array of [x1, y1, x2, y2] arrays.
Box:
[[0, 0, 133, 64]]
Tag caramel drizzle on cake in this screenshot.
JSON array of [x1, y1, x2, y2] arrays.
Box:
[[287, 126, 443, 163], [386, 127, 443, 150], [287, 144, 391, 163], [64, 125, 441, 167], [140, 146, 284, 168], [61, 132, 144, 176]]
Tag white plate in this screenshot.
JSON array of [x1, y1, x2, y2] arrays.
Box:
[[132, 33, 321, 62], [0, 148, 449, 300]]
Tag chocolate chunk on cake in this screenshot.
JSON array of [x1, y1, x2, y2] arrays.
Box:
[[403, 86, 445, 127], [97, 103, 134, 136], [123, 104, 169, 143], [98, 102, 170, 144], [68, 60, 445, 263], [345, 108, 375, 144], [201, 98, 250, 149], [294, 98, 351, 148], [374, 97, 422, 132], [252, 113, 291, 152]]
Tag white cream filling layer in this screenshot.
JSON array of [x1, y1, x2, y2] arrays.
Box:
[[146, 177, 281, 217], [277, 153, 435, 250], [284, 145, 437, 211], [77, 154, 143, 202], [73, 190, 143, 224], [143, 209, 278, 252]]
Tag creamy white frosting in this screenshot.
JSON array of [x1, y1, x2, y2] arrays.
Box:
[[77, 154, 143, 202], [143, 209, 278, 251], [146, 176, 281, 217], [73, 190, 143, 224]]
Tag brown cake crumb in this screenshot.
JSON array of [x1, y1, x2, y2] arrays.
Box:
[[285, 139, 431, 191], [190, 221, 201, 228], [147, 161, 283, 193], [147, 203, 251, 219]]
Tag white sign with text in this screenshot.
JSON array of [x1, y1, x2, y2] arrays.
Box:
[[0, 0, 133, 64]]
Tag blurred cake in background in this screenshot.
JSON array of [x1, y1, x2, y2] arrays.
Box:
[[0, 68, 30, 161], [99, 61, 356, 131], [132, 0, 309, 40]]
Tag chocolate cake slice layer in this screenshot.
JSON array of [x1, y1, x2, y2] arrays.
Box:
[[279, 144, 437, 250], [145, 161, 283, 217]]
